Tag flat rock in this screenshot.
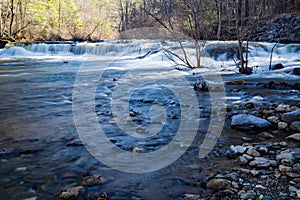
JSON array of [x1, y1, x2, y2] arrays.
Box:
[[291, 121, 300, 132], [286, 133, 300, 142], [59, 186, 84, 199], [207, 178, 230, 190], [247, 147, 261, 157], [281, 109, 300, 124], [240, 190, 257, 199], [249, 157, 271, 168], [231, 114, 271, 130], [279, 165, 293, 172]]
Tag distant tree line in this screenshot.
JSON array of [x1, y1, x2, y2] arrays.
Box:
[[0, 0, 299, 41]]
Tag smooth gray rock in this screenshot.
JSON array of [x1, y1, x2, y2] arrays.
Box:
[[291, 121, 300, 132], [240, 190, 257, 199], [207, 178, 230, 190], [231, 114, 271, 130], [59, 186, 84, 199], [286, 133, 300, 142], [278, 122, 288, 130], [249, 157, 271, 168], [281, 109, 300, 124]]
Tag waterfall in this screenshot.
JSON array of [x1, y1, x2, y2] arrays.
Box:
[[1, 40, 162, 57], [1, 40, 299, 72]]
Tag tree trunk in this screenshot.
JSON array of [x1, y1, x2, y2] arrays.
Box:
[[260, 0, 265, 17], [245, 0, 249, 18], [237, 0, 242, 26], [217, 0, 222, 40], [0, 1, 2, 37], [9, 0, 14, 36]]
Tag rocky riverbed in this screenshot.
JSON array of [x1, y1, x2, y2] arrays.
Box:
[[207, 101, 300, 200], [53, 77, 300, 200]]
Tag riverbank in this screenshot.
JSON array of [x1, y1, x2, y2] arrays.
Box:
[[1, 14, 299, 47]]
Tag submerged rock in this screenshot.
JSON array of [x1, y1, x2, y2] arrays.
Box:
[[286, 133, 300, 142], [293, 68, 300, 75], [225, 80, 247, 85], [59, 186, 84, 199], [82, 175, 102, 186], [231, 114, 271, 130], [271, 63, 284, 70]]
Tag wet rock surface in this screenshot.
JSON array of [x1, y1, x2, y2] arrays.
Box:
[[205, 80, 300, 200]]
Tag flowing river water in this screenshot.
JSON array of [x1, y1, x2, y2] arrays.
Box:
[[0, 40, 299, 199]]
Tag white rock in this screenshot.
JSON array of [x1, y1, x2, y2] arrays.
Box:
[[276, 104, 289, 112], [267, 116, 279, 123], [15, 167, 27, 172], [278, 122, 288, 129]]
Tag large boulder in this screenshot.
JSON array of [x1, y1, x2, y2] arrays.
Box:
[[293, 68, 300, 75], [281, 109, 300, 124], [231, 114, 271, 130]]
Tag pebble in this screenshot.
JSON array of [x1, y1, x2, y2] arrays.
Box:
[[242, 137, 253, 142], [23, 197, 37, 200], [258, 132, 274, 139], [286, 172, 300, 178], [238, 156, 249, 165], [267, 116, 279, 123], [242, 154, 253, 161], [232, 181, 239, 189], [59, 186, 84, 199], [249, 157, 270, 168], [240, 190, 256, 199], [133, 147, 143, 153], [82, 175, 102, 186], [293, 163, 300, 173], [278, 122, 288, 129], [279, 192, 288, 197], [247, 148, 261, 157], [15, 167, 27, 172], [279, 165, 293, 172], [250, 169, 260, 176], [207, 178, 230, 190], [255, 185, 267, 190], [276, 104, 289, 112], [291, 121, 300, 132]]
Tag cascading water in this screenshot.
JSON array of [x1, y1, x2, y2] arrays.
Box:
[[1, 40, 299, 70]]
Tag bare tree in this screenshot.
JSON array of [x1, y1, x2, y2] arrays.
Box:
[[216, 0, 222, 40]]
